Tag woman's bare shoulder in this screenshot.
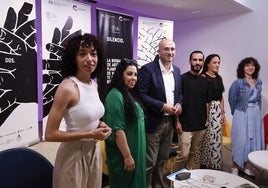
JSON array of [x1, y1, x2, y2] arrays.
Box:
[[56, 78, 78, 96]]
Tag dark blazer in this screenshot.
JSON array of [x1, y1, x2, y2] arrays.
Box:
[[138, 56, 183, 133]]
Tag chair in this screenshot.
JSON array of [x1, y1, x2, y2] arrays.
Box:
[[0, 147, 53, 188], [222, 118, 231, 146], [263, 114, 268, 150], [99, 140, 109, 175]]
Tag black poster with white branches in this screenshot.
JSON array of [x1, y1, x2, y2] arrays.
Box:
[[0, 0, 38, 150]]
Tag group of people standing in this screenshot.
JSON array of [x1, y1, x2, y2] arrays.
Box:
[[45, 33, 265, 188]]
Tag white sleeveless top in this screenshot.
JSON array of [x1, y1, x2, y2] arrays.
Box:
[[63, 76, 104, 139]]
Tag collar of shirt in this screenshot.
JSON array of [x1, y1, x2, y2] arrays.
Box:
[[159, 59, 174, 74], [158, 59, 175, 108]]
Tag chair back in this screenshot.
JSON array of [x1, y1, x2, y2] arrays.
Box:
[[0, 147, 53, 188], [222, 118, 231, 146], [264, 114, 268, 144], [99, 140, 109, 175], [222, 118, 231, 137]]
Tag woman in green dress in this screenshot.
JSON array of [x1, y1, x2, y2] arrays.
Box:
[[104, 59, 146, 188]]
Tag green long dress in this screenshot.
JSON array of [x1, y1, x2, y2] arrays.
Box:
[[104, 88, 146, 188]]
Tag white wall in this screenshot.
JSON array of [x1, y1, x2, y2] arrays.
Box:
[[173, 0, 268, 121]]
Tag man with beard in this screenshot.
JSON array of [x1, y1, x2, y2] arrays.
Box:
[[174, 50, 209, 171]]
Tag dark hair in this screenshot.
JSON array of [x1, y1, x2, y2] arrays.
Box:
[[189, 50, 204, 61], [61, 33, 104, 78], [107, 59, 139, 124], [202, 54, 221, 75], [237, 57, 260, 79], [202, 54, 225, 92]]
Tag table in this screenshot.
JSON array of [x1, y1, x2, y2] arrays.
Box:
[[248, 150, 268, 170], [167, 169, 258, 188]]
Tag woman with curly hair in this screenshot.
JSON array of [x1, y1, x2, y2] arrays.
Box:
[[228, 57, 265, 176], [45, 33, 112, 188]]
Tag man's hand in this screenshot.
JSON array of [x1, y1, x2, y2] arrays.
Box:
[[174, 103, 182, 115], [162, 103, 182, 115]]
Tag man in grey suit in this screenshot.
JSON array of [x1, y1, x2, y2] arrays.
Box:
[[138, 38, 183, 188]]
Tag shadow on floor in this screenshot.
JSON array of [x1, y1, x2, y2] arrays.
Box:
[[222, 145, 268, 188], [102, 174, 109, 188]]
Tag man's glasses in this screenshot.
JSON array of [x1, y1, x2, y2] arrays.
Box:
[[160, 47, 176, 52]]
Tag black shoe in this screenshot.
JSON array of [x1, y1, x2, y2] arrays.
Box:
[[244, 168, 255, 177], [200, 164, 207, 169]]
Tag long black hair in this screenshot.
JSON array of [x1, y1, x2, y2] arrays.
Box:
[[106, 59, 139, 124], [201, 54, 220, 75]]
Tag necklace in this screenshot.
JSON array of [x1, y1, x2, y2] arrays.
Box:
[[206, 72, 216, 78]]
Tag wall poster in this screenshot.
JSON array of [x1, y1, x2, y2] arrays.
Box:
[[42, 0, 91, 135], [96, 9, 133, 87], [137, 17, 174, 67], [0, 0, 38, 150]]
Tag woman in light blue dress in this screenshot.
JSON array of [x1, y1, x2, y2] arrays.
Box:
[[228, 57, 265, 176]]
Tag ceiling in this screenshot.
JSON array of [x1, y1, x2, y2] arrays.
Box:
[[96, 0, 252, 21]]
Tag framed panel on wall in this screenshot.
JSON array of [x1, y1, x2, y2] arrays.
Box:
[[0, 0, 39, 150], [137, 17, 174, 67], [41, 0, 91, 137]]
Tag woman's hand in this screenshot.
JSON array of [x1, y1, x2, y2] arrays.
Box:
[[123, 154, 135, 172], [90, 126, 112, 140], [221, 113, 225, 124], [98, 121, 109, 128]]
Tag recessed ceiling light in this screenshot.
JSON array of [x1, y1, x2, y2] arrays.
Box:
[[173, 4, 183, 8], [192, 10, 201, 14]]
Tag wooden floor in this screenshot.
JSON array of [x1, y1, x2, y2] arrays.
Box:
[[29, 142, 268, 188]]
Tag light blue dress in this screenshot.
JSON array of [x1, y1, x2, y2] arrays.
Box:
[[231, 88, 265, 168]]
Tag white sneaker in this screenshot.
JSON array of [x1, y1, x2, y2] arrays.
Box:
[[244, 168, 255, 177], [231, 168, 238, 175]]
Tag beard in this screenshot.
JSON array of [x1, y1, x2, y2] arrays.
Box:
[[191, 64, 202, 74]]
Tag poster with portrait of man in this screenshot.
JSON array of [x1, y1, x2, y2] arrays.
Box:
[[0, 0, 38, 150]]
